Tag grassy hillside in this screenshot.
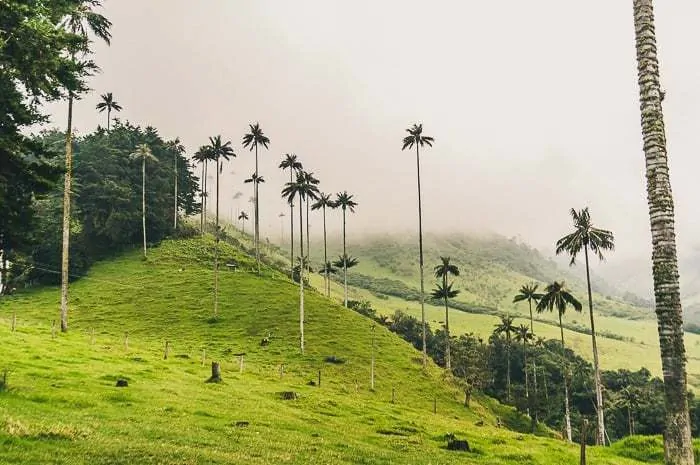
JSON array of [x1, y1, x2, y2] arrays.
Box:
[[0, 237, 652, 464]]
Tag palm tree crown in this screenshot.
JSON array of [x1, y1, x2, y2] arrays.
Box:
[[555, 207, 615, 264], [494, 315, 516, 340], [401, 123, 435, 151], [242, 122, 270, 151], [536, 281, 582, 316], [434, 256, 459, 280], [279, 153, 303, 173], [238, 211, 249, 221], [207, 136, 235, 166], [333, 254, 359, 269], [430, 282, 459, 300], [312, 192, 334, 211], [129, 144, 156, 163], [244, 173, 265, 185], [96, 92, 122, 115], [335, 191, 357, 212], [62, 0, 112, 45]]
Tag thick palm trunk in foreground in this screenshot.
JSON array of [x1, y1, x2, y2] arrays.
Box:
[[633, 1, 694, 463], [60, 95, 74, 333]]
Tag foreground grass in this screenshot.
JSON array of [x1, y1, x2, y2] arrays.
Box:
[[0, 238, 653, 463]]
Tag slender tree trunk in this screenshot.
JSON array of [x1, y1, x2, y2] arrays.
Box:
[[444, 274, 451, 370], [174, 152, 178, 229], [306, 198, 310, 273], [214, 157, 220, 317], [633, 2, 694, 463], [323, 205, 329, 297], [142, 157, 147, 258], [524, 339, 530, 418], [203, 161, 208, 233], [289, 169, 294, 277], [107, 107, 110, 131], [584, 246, 605, 445], [242, 221, 245, 235], [415, 145, 427, 366], [343, 208, 348, 307], [254, 145, 260, 273], [628, 406, 633, 436], [530, 299, 539, 424], [560, 312, 573, 442], [506, 335, 511, 402], [200, 163, 205, 234], [299, 199, 305, 353], [60, 95, 74, 333]]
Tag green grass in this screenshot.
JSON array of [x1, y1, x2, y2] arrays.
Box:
[[0, 237, 653, 464]]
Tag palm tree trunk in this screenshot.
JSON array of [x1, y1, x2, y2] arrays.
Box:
[[306, 198, 310, 273], [530, 299, 538, 424], [254, 145, 260, 273], [299, 198, 305, 353], [323, 205, 329, 297], [506, 336, 511, 402], [200, 163, 205, 235], [628, 405, 633, 436], [343, 208, 348, 307], [141, 156, 147, 258], [107, 107, 110, 131], [524, 339, 530, 418], [560, 312, 573, 442], [444, 274, 451, 370], [174, 151, 178, 229], [289, 169, 294, 277], [203, 161, 208, 233], [60, 95, 74, 333], [214, 157, 220, 317], [633, 2, 694, 463], [415, 145, 427, 367], [584, 246, 605, 445]]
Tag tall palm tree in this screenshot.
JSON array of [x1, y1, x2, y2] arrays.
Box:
[[244, 174, 265, 258], [312, 193, 335, 297], [514, 282, 543, 420], [401, 123, 434, 366], [318, 261, 338, 295], [242, 123, 270, 273], [282, 172, 314, 353], [207, 136, 235, 317], [556, 207, 614, 445], [95, 92, 122, 130], [514, 324, 534, 422], [238, 211, 249, 235], [167, 138, 185, 229], [335, 191, 357, 307], [279, 154, 303, 275], [536, 281, 582, 442], [59, 0, 112, 333], [494, 315, 516, 402], [302, 172, 320, 261], [633, 2, 694, 462], [433, 257, 460, 370], [192, 146, 211, 235], [129, 144, 158, 259]]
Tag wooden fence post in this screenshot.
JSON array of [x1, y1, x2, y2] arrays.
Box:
[[433, 397, 437, 414], [11, 313, 16, 332], [164, 340, 170, 360], [124, 332, 129, 351], [580, 418, 588, 465], [392, 387, 396, 404], [318, 370, 321, 388]]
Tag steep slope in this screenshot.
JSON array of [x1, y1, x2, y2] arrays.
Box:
[[0, 238, 646, 464]]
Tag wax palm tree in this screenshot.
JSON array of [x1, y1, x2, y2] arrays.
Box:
[[238, 211, 249, 235], [556, 207, 614, 445], [614, 386, 641, 436], [279, 154, 303, 275], [312, 192, 334, 297], [282, 172, 314, 353], [192, 146, 211, 234], [318, 261, 338, 295], [95, 92, 122, 130], [514, 282, 544, 419], [167, 138, 185, 229], [494, 315, 516, 402], [335, 191, 358, 307], [243, 172, 266, 273], [433, 257, 460, 370], [514, 324, 535, 423], [207, 136, 235, 317], [633, 2, 694, 462], [333, 254, 359, 271], [129, 144, 158, 259], [302, 172, 320, 261], [242, 123, 270, 272], [59, 0, 112, 333], [536, 281, 582, 442], [402, 123, 434, 366]]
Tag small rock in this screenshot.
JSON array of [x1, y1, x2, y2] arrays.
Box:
[[447, 438, 470, 452], [234, 421, 249, 428], [115, 379, 128, 387]]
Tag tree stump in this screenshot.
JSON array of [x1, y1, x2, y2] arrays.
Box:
[[116, 378, 128, 387], [207, 361, 222, 383], [280, 391, 298, 400]]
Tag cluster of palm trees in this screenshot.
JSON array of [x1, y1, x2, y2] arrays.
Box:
[[279, 155, 358, 352], [503, 207, 614, 443]]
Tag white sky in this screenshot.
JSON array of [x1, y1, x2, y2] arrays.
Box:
[[43, 1, 700, 263]]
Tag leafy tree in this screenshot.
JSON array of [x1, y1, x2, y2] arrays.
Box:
[[238, 211, 249, 235], [59, 0, 112, 332], [493, 315, 516, 402], [432, 257, 460, 370], [401, 123, 434, 366], [242, 123, 270, 273], [95, 92, 122, 130], [537, 281, 582, 442], [206, 135, 235, 317], [633, 1, 695, 462], [556, 207, 614, 445], [312, 192, 335, 297], [279, 154, 303, 275], [129, 144, 158, 258], [334, 191, 358, 307], [282, 172, 315, 353]]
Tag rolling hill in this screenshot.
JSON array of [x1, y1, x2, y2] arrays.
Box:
[[0, 236, 655, 464]]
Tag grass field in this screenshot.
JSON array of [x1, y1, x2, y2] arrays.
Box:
[[0, 237, 663, 464]]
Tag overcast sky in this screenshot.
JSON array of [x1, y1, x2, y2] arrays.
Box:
[[44, 1, 700, 263]]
